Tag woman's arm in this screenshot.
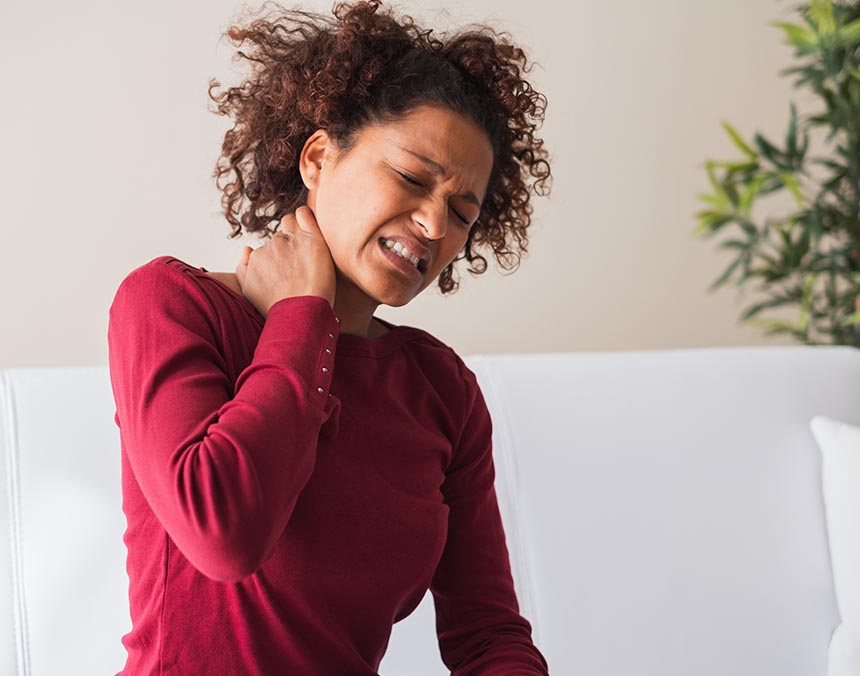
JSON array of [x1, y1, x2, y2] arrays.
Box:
[[107, 259, 340, 583], [430, 361, 550, 675]]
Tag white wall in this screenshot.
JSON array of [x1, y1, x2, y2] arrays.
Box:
[[0, 0, 811, 367]]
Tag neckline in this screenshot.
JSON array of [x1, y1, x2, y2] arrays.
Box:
[[337, 315, 418, 358], [183, 258, 417, 358]]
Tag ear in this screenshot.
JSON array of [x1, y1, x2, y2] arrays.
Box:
[[298, 129, 333, 191]]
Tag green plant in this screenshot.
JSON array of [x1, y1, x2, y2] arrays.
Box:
[[694, 0, 860, 345]]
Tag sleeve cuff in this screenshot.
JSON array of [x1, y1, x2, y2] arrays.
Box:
[[253, 295, 341, 411]]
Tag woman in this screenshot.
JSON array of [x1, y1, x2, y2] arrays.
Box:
[[107, 1, 552, 673]]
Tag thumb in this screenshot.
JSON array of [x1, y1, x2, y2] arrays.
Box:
[[235, 245, 252, 286], [294, 204, 321, 234]]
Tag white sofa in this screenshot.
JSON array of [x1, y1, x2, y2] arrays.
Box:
[[1, 344, 856, 676]]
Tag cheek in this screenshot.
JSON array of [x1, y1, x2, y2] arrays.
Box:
[[432, 242, 464, 274], [448, 233, 470, 259], [312, 183, 355, 241]]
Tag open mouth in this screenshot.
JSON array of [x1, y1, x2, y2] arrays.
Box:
[[378, 238, 426, 276]]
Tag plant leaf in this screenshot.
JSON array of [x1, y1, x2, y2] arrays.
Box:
[[693, 211, 734, 236], [837, 18, 860, 47], [770, 20, 819, 50], [709, 160, 760, 172], [797, 273, 819, 333], [786, 102, 798, 159], [705, 162, 728, 203], [740, 174, 769, 216], [809, 0, 836, 36], [754, 133, 789, 169], [744, 317, 800, 335], [719, 239, 751, 251], [721, 121, 758, 159], [696, 192, 728, 208], [708, 256, 744, 292], [778, 171, 805, 206]]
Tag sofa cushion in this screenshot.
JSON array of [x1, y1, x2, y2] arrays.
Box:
[[810, 415, 860, 676]]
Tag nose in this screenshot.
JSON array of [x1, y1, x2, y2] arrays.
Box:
[[412, 195, 448, 242]]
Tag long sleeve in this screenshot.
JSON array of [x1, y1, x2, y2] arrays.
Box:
[[107, 260, 340, 584], [430, 361, 550, 675]]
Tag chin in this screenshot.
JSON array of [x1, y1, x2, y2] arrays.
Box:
[[372, 287, 418, 307], [365, 274, 434, 307], [381, 295, 414, 308]]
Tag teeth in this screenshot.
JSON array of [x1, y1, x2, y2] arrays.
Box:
[[383, 238, 421, 269]]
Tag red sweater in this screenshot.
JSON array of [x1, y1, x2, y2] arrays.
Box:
[[107, 255, 549, 675]]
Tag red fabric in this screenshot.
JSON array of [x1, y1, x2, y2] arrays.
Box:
[[107, 255, 549, 675]]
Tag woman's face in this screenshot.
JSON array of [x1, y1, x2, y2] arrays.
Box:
[[300, 104, 494, 309]]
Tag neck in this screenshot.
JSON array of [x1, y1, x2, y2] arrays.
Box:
[[331, 279, 383, 338]]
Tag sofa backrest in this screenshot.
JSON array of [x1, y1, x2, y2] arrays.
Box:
[[2, 345, 857, 676], [1, 366, 129, 676]]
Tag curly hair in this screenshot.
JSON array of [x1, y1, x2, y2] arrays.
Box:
[[208, 0, 551, 294]]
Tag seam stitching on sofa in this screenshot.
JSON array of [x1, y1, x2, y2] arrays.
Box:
[[469, 357, 542, 647], [3, 370, 31, 675]]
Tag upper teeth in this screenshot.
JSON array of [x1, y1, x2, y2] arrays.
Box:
[[383, 238, 421, 269]]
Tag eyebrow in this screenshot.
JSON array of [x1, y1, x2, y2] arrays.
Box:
[[397, 147, 482, 208]]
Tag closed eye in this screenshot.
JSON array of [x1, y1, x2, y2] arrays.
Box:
[[397, 172, 471, 226], [398, 172, 422, 187]]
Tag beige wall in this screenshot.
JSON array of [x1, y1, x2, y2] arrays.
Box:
[[1, 0, 810, 368]]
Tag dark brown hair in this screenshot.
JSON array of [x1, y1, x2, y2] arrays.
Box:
[[208, 0, 551, 293]]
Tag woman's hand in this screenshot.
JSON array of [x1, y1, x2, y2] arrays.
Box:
[[234, 205, 337, 319]]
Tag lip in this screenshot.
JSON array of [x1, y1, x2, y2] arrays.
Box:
[[379, 235, 430, 271], [379, 238, 423, 279]]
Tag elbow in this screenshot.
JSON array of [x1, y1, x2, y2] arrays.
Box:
[[166, 446, 284, 583], [168, 504, 277, 583], [200, 560, 262, 585], [184, 535, 271, 583]]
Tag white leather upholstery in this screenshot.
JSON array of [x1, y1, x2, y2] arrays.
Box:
[[2, 345, 855, 675], [1, 366, 130, 676]]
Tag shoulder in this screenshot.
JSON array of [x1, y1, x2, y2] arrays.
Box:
[[113, 255, 205, 295], [120, 254, 201, 283], [396, 323, 460, 368], [401, 330, 491, 466], [395, 324, 480, 409], [407, 325, 477, 376], [109, 255, 217, 327]]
